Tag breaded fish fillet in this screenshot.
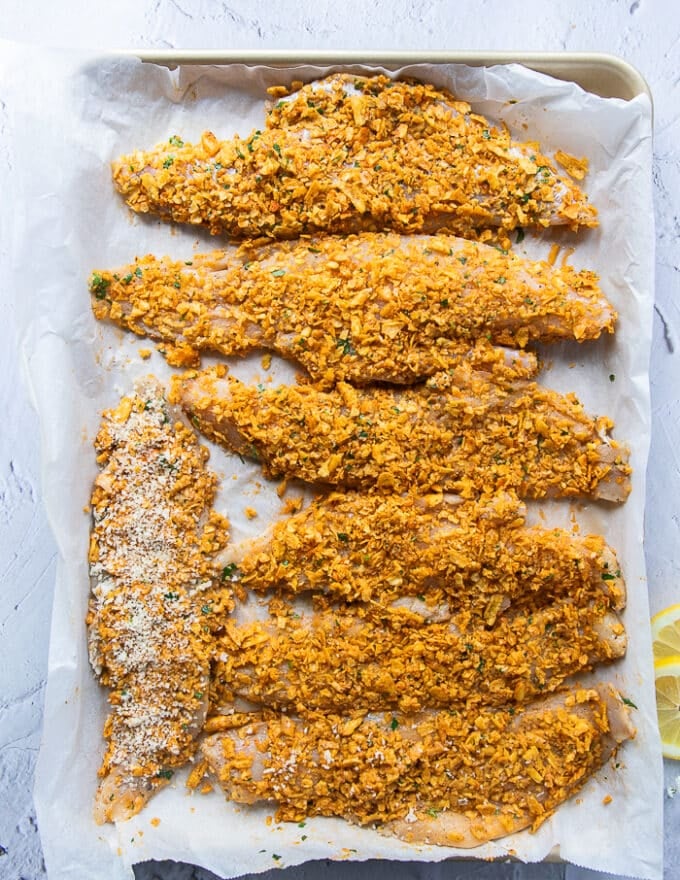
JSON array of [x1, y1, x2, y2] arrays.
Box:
[[210, 590, 626, 714], [87, 378, 231, 823], [113, 74, 597, 241], [173, 364, 631, 502], [200, 686, 633, 847], [89, 232, 612, 384], [218, 490, 626, 616]]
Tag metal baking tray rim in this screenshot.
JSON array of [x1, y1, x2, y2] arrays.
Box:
[[123, 50, 652, 104]]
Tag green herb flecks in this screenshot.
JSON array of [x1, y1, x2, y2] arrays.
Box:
[[90, 272, 110, 299], [336, 336, 355, 356]]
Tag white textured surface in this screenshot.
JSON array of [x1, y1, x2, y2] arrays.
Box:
[[0, 2, 679, 879]]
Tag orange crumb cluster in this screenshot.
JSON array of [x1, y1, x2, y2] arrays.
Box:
[[174, 363, 631, 502], [89, 232, 612, 385], [112, 74, 597, 241], [87, 379, 232, 823], [200, 687, 632, 844]]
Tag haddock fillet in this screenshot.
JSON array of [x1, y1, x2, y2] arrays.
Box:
[[218, 490, 626, 615], [200, 686, 633, 847], [89, 232, 612, 384], [113, 74, 597, 241], [173, 365, 631, 502], [210, 591, 626, 714], [87, 378, 231, 823]]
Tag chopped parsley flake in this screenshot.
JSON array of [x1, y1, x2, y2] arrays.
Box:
[[336, 337, 355, 356]]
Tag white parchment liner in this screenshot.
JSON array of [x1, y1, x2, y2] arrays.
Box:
[[1, 42, 662, 880]]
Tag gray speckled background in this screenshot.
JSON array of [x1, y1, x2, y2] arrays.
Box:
[[1, 2, 679, 878]]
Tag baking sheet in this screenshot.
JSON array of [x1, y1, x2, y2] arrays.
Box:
[[2, 41, 662, 880]]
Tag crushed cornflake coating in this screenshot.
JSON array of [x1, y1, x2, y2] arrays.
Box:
[[87, 377, 232, 823], [89, 232, 613, 386], [211, 588, 626, 714], [112, 74, 597, 241], [218, 490, 626, 615], [201, 686, 634, 847], [173, 363, 631, 502]]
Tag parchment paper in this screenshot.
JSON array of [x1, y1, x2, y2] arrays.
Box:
[[1, 41, 662, 880]]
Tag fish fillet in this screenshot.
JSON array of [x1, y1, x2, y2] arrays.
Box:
[[210, 588, 626, 714], [87, 378, 231, 823], [113, 74, 597, 241], [89, 232, 612, 384], [173, 364, 631, 502], [200, 685, 633, 846], [218, 490, 626, 616]]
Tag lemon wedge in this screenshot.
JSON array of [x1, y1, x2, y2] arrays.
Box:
[[651, 603, 680, 660], [654, 656, 680, 759]]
